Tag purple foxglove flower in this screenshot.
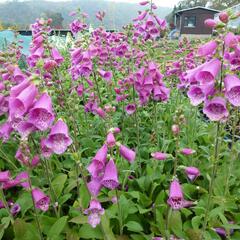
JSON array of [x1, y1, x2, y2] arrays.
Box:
[[32, 188, 50, 212], [9, 84, 38, 118], [84, 199, 104, 228], [106, 132, 116, 148], [185, 167, 200, 181], [142, 76, 153, 92], [0, 171, 10, 182], [28, 93, 55, 131], [137, 11, 148, 21], [151, 152, 167, 160], [139, 0, 149, 5], [15, 147, 30, 166], [40, 138, 53, 158], [45, 119, 72, 154], [111, 196, 117, 204], [76, 84, 84, 97], [167, 179, 184, 210], [87, 144, 108, 177], [172, 124, 180, 135], [180, 148, 196, 155], [69, 11, 77, 16], [198, 40, 218, 57], [70, 19, 86, 35], [195, 59, 221, 84], [187, 83, 215, 106], [16, 121, 36, 138], [98, 69, 112, 82], [149, 27, 160, 38], [32, 46, 44, 59], [152, 3, 158, 9], [51, 48, 64, 64], [214, 228, 227, 237], [203, 97, 229, 121], [119, 144, 136, 163], [187, 86, 204, 106], [32, 35, 44, 46], [0, 95, 8, 116], [10, 203, 21, 216], [112, 127, 121, 134], [225, 32, 238, 49], [184, 64, 204, 84], [44, 60, 57, 72], [13, 67, 26, 83], [31, 155, 40, 167], [153, 85, 170, 102], [15, 171, 30, 189], [214, 221, 234, 237], [204, 19, 217, 28], [146, 16, 155, 28], [224, 74, 240, 106], [2, 179, 19, 189], [87, 178, 102, 197], [125, 104, 136, 115], [155, 17, 166, 30], [95, 107, 106, 119], [101, 159, 119, 190], [0, 122, 13, 142]]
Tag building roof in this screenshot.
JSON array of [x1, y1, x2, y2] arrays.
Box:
[[175, 6, 220, 14]]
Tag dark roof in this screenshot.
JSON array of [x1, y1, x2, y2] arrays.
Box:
[[175, 6, 220, 14]]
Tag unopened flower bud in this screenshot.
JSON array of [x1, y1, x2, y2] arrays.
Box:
[[204, 19, 217, 28], [171, 124, 180, 135], [219, 12, 229, 23]]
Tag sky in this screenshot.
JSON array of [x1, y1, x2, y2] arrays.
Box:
[[106, 0, 179, 7], [0, 0, 180, 8]]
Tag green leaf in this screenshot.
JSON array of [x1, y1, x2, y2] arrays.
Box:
[[52, 174, 67, 197], [79, 183, 91, 209], [59, 193, 72, 205], [69, 215, 88, 224], [169, 211, 184, 238], [118, 195, 129, 222], [78, 224, 103, 239], [192, 216, 202, 230], [16, 192, 33, 216], [100, 214, 116, 240], [66, 229, 79, 240], [125, 221, 143, 232], [39, 216, 57, 235], [47, 216, 68, 239], [13, 219, 40, 240]]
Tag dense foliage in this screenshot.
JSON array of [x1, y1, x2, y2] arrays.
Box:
[[0, 1, 240, 240]]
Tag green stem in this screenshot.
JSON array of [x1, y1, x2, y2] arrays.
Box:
[[42, 159, 59, 218], [0, 142, 18, 170], [93, 71, 103, 105], [202, 122, 221, 234], [0, 187, 14, 223], [27, 168, 44, 240], [165, 207, 172, 240], [173, 135, 179, 177], [153, 101, 159, 147], [116, 189, 123, 235]]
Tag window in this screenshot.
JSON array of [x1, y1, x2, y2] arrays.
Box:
[[184, 16, 196, 27]]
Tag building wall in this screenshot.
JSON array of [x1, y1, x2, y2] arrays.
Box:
[[177, 9, 217, 35]]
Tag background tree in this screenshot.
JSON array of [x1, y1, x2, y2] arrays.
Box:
[[43, 11, 64, 29]]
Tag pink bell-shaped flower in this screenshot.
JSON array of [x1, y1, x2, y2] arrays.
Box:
[[101, 159, 119, 190], [45, 119, 72, 154], [28, 93, 55, 131], [32, 188, 50, 212]]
